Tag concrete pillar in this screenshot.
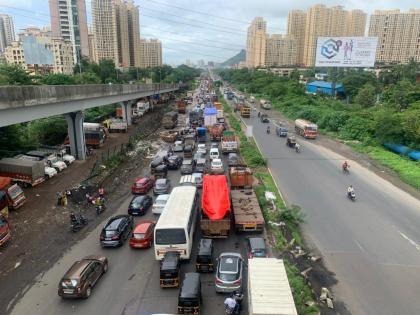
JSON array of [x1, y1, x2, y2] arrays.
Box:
[[64, 111, 86, 160], [120, 101, 132, 126]]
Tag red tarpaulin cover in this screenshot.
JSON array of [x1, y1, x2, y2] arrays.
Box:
[[202, 175, 230, 220]]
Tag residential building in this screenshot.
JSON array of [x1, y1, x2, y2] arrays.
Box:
[[265, 34, 297, 67], [88, 27, 97, 62], [369, 9, 420, 64], [287, 10, 306, 66], [49, 0, 89, 64], [346, 9, 367, 36], [0, 14, 15, 52], [139, 39, 162, 68], [91, 0, 118, 65], [246, 17, 267, 68]]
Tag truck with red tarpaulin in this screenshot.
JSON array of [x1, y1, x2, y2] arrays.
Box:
[[200, 175, 231, 238]]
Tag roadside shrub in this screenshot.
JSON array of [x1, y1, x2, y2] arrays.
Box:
[[339, 116, 375, 142], [318, 111, 350, 132]]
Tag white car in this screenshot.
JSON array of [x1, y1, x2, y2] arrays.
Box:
[[152, 194, 170, 214], [197, 144, 207, 153], [45, 166, 57, 179], [209, 148, 219, 160], [48, 156, 67, 172], [210, 159, 224, 174]]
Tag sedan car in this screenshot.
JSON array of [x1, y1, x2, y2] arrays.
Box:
[[260, 114, 269, 123], [131, 177, 154, 194], [173, 143, 184, 154], [153, 178, 171, 195], [167, 155, 183, 170], [100, 215, 133, 247], [210, 158, 224, 174], [152, 194, 170, 215], [128, 195, 153, 216], [215, 252, 243, 293], [58, 255, 108, 299], [247, 237, 269, 258], [197, 143, 207, 153], [129, 220, 155, 249], [180, 159, 194, 175], [195, 158, 207, 173]]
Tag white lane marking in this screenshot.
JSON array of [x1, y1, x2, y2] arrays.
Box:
[[398, 231, 420, 252], [354, 239, 366, 253]]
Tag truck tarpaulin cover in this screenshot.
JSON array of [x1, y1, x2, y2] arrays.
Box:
[[0, 177, 11, 189], [202, 175, 230, 220]]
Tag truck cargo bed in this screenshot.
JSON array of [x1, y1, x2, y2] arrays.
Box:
[[231, 189, 264, 233]]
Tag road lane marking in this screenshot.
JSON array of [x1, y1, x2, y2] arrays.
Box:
[[398, 231, 420, 252], [354, 239, 366, 253]]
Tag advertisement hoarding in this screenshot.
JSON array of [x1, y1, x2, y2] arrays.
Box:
[[315, 37, 378, 67]]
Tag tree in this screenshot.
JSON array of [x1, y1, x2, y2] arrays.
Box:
[[41, 73, 75, 85], [0, 64, 32, 85], [374, 110, 404, 144], [342, 72, 377, 100], [354, 83, 376, 107], [73, 72, 101, 84]]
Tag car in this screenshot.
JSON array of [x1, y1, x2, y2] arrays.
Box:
[[167, 155, 183, 170], [100, 215, 133, 247], [209, 148, 219, 160], [197, 143, 207, 153], [131, 177, 154, 194], [210, 158, 224, 174], [173, 143, 184, 154], [247, 237, 269, 258], [129, 220, 155, 249], [211, 143, 219, 149], [195, 158, 207, 173], [128, 195, 153, 216], [152, 194, 170, 214], [179, 173, 203, 188], [215, 252, 243, 293], [191, 173, 203, 188], [150, 156, 166, 170], [260, 114, 269, 123], [196, 148, 207, 156], [58, 255, 108, 299], [193, 152, 205, 163], [181, 159, 194, 175], [227, 153, 239, 167], [154, 178, 171, 195]]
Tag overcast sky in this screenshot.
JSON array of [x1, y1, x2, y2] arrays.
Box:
[[0, 0, 418, 65]]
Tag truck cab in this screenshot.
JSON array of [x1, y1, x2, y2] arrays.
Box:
[[0, 214, 11, 247]]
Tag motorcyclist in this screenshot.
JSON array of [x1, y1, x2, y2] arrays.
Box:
[[258, 111, 261, 118], [347, 185, 355, 197], [266, 126, 270, 134], [69, 211, 78, 224], [342, 161, 349, 171], [224, 296, 237, 314], [295, 143, 301, 152]]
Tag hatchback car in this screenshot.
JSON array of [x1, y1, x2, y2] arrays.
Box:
[[210, 159, 224, 174], [58, 255, 108, 299], [197, 143, 207, 153], [181, 159, 194, 175], [195, 158, 207, 173], [129, 220, 155, 249], [100, 215, 133, 247], [209, 148, 219, 160], [167, 155, 183, 170], [228, 153, 239, 167], [128, 195, 153, 216], [154, 178, 171, 195], [215, 252, 243, 293], [247, 237, 269, 258], [131, 177, 154, 194], [152, 194, 170, 214]]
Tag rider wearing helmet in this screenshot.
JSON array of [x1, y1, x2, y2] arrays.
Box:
[[343, 161, 349, 171], [347, 185, 354, 196]]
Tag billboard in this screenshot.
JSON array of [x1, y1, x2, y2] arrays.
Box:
[[315, 37, 377, 67]]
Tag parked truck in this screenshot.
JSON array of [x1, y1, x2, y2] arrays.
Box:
[[260, 99, 272, 110], [177, 99, 187, 114], [25, 150, 67, 172], [295, 119, 318, 139], [209, 124, 224, 141], [248, 258, 298, 315], [65, 123, 107, 148], [231, 189, 264, 233], [0, 177, 26, 211], [0, 213, 11, 246], [162, 112, 178, 129], [221, 130, 239, 154], [134, 101, 150, 117], [0, 158, 45, 187], [240, 104, 251, 118], [104, 118, 128, 133], [201, 175, 231, 238]]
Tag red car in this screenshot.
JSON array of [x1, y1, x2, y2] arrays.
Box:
[[129, 220, 156, 249], [131, 177, 154, 194]]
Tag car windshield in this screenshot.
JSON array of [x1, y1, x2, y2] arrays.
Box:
[[155, 228, 186, 245], [218, 271, 238, 282], [252, 249, 267, 257], [156, 198, 167, 205]]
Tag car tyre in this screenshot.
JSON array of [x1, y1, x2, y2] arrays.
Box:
[[83, 286, 92, 299], [103, 262, 108, 274]]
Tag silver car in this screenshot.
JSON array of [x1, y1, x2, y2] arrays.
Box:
[[215, 252, 243, 293]]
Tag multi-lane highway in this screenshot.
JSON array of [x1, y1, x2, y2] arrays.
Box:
[[239, 106, 420, 315]]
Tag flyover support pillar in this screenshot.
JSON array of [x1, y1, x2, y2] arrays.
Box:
[[64, 111, 86, 160], [120, 101, 132, 126]]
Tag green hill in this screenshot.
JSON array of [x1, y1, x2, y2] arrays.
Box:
[[219, 49, 246, 68]]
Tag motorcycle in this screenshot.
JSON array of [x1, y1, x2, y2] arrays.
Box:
[[295, 145, 301, 153], [95, 198, 106, 215], [266, 127, 270, 134], [224, 292, 243, 315], [347, 191, 356, 201], [342, 165, 350, 174], [70, 214, 88, 232]]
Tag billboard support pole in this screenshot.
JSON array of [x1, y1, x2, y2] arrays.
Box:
[[331, 66, 337, 98]]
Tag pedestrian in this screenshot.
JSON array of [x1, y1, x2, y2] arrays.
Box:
[[98, 187, 105, 198], [57, 192, 62, 206], [62, 193, 68, 207]]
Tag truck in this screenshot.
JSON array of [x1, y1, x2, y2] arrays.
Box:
[[184, 134, 196, 151], [196, 127, 206, 143], [248, 258, 298, 315], [25, 151, 67, 172], [240, 104, 251, 118], [229, 167, 253, 188], [134, 101, 150, 117], [0, 213, 11, 246], [213, 102, 223, 110], [209, 124, 224, 141], [200, 175, 231, 238], [187, 91, 194, 98], [0, 158, 45, 187], [104, 118, 128, 133], [295, 119, 318, 139], [0, 177, 26, 211], [177, 99, 187, 114], [64, 123, 107, 148], [38, 146, 75, 166], [260, 99, 272, 110], [221, 130, 239, 154], [231, 189, 264, 233], [203, 107, 217, 127], [162, 112, 178, 129]]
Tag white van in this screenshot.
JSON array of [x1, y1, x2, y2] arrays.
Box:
[[209, 148, 219, 160]]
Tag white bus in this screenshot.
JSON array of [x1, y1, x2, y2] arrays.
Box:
[[154, 186, 198, 260]]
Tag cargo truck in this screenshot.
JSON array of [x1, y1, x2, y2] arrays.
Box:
[[229, 167, 253, 188], [0, 177, 26, 211], [221, 131, 239, 154], [231, 189, 264, 233], [240, 104, 251, 118], [209, 124, 224, 141], [248, 258, 298, 315], [201, 175, 231, 238], [0, 214, 11, 246], [177, 100, 187, 114], [104, 118, 128, 133], [0, 158, 45, 187], [295, 119, 318, 139], [162, 112, 178, 129]]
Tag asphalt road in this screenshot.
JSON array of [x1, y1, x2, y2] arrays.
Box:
[[240, 106, 420, 315], [10, 91, 251, 315]]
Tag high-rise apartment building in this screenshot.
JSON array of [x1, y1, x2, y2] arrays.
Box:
[[87, 27, 97, 62], [139, 39, 162, 68], [0, 14, 15, 52], [246, 17, 267, 68], [347, 10, 367, 36], [49, 0, 89, 64], [287, 10, 306, 66], [265, 34, 297, 67], [369, 9, 420, 64], [91, 0, 119, 65]]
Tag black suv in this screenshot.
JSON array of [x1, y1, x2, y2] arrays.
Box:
[[100, 215, 133, 247], [167, 155, 183, 170]]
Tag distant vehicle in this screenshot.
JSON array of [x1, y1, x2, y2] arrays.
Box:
[[195, 158, 207, 173], [128, 195, 153, 216], [58, 255, 108, 299], [210, 159, 224, 174], [209, 148, 219, 160], [260, 99, 272, 110], [100, 215, 133, 247], [167, 155, 183, 170], [131, 177, 154, 194], [152, 194, 170, 215], [295, 119, 318, 139], [129, 220, 155, 249], [0, 214, 11, 247], [227, 153, 239, 167], [215, 252, 244, 293], [179, 173, 203, 188], [172, 143, 184, 154], [0, 158, 45, 187], [180, 159, 194, 175], [154, 178, 171, 195], [247, 237, 269, 258], [178, 273, 202, 314], [276, 126, 288, 137], [197, 143, 207, 153], [260, 114, 269, 123]]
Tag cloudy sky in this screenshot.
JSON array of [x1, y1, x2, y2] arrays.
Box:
[[0, 0, 418, 65]]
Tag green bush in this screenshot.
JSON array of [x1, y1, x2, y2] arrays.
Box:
[[339, 116, 375, 142]]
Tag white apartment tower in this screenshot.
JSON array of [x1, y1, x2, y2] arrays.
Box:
[[246, 17, 267, 68], [0, 14, 15, 52]]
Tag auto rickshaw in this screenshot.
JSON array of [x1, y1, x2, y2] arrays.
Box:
[[160, 251, 181, 288], [177, 272, 201, 315], [195, 238, 214, 273], [286, 135, 297, 148]]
